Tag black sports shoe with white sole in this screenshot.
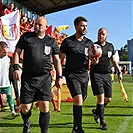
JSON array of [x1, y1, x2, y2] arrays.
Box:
[[100, 120, 108, 130], [22, 120, 30, 133], [92, 109, 100, 123], [72, 129, 84, 133]]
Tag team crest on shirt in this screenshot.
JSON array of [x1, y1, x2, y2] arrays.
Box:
[[108, 51, 112, 58], [44, 46, 51, 55], [84, 48, 88, 56]]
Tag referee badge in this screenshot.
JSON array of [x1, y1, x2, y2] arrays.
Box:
[[44, 46, 51, 55], [85, 47, 88, 56], [108, 51, 112, 58]]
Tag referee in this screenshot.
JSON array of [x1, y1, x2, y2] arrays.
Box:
[[90, 28, 122, 130], [13, 16, 63, 133], [60, 16, 93, 133]]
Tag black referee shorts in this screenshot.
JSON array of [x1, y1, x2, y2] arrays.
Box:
[[90, 72, 112, 98], [65, 72, 89, 101], [20, 72, 52, 104]]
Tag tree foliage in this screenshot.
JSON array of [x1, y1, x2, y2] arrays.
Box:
[[118, 44, 128, 61]]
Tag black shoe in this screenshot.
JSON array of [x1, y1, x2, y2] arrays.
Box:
[[92, 109, 99, 123], [72, 129, 84, 133], [100, 120, 108, 130], [22, 120, 30, 133]]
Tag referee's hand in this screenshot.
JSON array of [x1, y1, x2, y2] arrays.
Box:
[[55, 78, 63, 89], [13, 70, 21, 81], [89, 56, 100, 65], [117, 72, 122, 81]]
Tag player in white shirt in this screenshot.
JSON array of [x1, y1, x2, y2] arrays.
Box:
[[0, 41, 20, 118]]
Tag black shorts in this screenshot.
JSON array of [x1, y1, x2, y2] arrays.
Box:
[[65, 72, 89, 100], [20, 72, 52, 104], [90, 72, 112, 98]]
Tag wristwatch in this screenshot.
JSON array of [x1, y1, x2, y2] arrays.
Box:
[[58, 75, 63, 79]]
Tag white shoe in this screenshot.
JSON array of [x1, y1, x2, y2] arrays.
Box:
[[12, 112, 20, 119]]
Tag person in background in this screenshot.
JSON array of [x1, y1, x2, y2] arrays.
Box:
[[0, 41, 20, 118], [122, 65, 127, 75], [4, 2, 14, 15], [13, 16, 63, 133], [21, 13, 28, 24], [2, 3, 9, 16], [9, 57, 19, 101], [60, 16, 93, 133], [110, 66, 115, 82], [90, 28, 122, 130], [9, 57, 20, 112], [0, 93, 10, 111]]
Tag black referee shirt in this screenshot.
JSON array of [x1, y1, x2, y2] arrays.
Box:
[[16, 32, 60, 76], [90, 41, 115, 74], [60, 35, 93, 73]]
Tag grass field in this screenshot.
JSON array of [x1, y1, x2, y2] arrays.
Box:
[[0, 76, 133, 133]]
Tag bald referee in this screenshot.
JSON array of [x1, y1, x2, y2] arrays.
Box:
[[90, 28, 122, 130], [13, 16, 63, 133], [60, 16, 93, 133]]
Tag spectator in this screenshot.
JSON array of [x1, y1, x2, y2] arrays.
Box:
[[21, 13, 28, 24], [4, 2, 14, 15], [2, 3, 8, 16], [122, 65, 127, 75]]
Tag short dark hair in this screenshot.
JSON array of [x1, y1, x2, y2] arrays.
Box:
[[74, 16, 88, 26], [0, 41, 8, 49], [10, 2, 14, 5]]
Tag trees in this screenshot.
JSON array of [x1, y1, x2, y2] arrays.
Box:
[[118, 44, 128, 61]]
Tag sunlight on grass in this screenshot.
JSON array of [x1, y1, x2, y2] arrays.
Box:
[[0, 76, 133, 133]]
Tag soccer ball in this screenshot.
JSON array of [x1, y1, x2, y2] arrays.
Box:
[[88, 44, 102, 58]]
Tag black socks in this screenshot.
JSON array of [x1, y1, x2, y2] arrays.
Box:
[[21, 110, 31, 124], [73, 105, 82, 130], [39, 111, 50, 133], [97, 104, 104, 123]]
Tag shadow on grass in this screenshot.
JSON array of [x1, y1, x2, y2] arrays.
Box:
[[59, 111, 133, 118], [0, 123, 39, 127], [49, 122, 98, 129], [105, 105, 133, 108], [49, 121, 100, 130], [104, 114, 133, 117], [83, 105, 133, 109], [0, 122, 22, 127], [49, 122, 72, 128], [82, 113, 133, 117]]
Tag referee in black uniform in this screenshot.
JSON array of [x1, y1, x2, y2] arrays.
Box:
[[90, 28, 122, 130], [60, 16, 93, 133], [13, 16, 63, 133]]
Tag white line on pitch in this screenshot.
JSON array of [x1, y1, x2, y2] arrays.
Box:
[[116, 116, 132, 133]]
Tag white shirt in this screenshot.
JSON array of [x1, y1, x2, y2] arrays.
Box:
[[0, 56, 10, 88]]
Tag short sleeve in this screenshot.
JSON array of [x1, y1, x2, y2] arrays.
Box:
[[52, 38, 60, 55], [60, 38, 68, 54], [16, 33, 26, 50]]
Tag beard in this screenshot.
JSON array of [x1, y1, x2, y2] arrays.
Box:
[[99, 38, 106, 44], [35, 29, 44, 35], [37, 29, 42, 33], [78, 30, 87, 36]]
